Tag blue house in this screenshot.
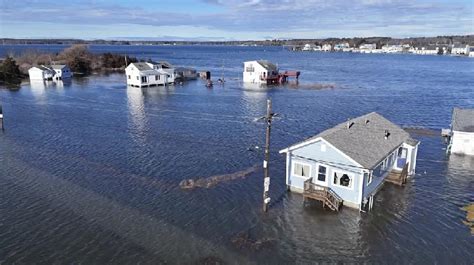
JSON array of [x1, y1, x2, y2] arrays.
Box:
[[279, 112, 419, 211]]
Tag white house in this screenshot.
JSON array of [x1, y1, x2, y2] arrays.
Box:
[[451, 45, 469, 56], [359, 43, 377, 53], [381, 45, 403, 53], [302, 44, 313, 51], [125, 62, 171, 87], [334, 43, 349, 51], [51, 65, 73, 80], [449, 108, 474, 156], [469, 47, 474, 57], [154, 61, 176, 83], [28, 66, 55, 80], [322, 44, 332, 52], [243, 60, 279, 84], [279, 112, 419, 211], [415, 47, 439, 55]]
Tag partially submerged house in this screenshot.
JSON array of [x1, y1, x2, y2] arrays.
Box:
[[51, 65, 73, 80], [243, 60, 279, 84], [153, 61, 176, 83], [279, 112, 419, 211], [125, 62, 173, 87], [243, 60, 299, 85], [28, 66, 55, 80], [28, 65, 72, 80], [448, 108, 474, 156]]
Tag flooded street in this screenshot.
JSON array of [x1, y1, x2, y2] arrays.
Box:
[[0, 45, 473, 264]]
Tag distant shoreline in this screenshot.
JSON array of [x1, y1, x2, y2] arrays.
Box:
[[1, 35, 473, 47]]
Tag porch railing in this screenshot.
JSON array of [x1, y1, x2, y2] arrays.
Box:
[[303, 178, 343, 211]]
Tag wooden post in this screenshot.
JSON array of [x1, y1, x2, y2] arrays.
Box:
[[263, 99, 272, 212]]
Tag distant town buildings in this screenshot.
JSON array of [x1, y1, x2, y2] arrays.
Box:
[[451, 45, 470, 55], [291, 42, 472, 57]]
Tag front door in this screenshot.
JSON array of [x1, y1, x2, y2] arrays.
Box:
[[314, 164, 328, 186], [397, 147, 408, 168]]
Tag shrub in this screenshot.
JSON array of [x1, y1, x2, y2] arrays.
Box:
[[0, 57, 22, 86]]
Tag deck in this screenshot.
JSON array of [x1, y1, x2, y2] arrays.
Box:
[[303, 178, 343, 211], [385, 162, 410, 186]]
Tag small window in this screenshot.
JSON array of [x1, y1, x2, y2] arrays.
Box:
[[136, 76, 139, 80], [317, 165, 327, 182], [128, 75, 131, 79], [293, 162, 310, 178], [333, 171, 353, 189], [155, 75, 159, 80]]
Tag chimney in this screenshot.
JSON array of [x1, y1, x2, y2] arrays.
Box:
[[384, 130, 390, 139]]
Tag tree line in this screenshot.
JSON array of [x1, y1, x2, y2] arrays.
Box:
[[0, 45, 138, 87]]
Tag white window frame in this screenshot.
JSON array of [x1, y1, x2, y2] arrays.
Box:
[[291, 160, 312, 179], [366, 171, 373, 186], [332, 169, 354, 190], [315, 163, 328, 185]]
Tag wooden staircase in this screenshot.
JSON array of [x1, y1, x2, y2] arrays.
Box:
[[386, 162, 410, 186], [303, 178, 343, 211]]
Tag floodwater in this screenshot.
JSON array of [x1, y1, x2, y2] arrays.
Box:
[[0, 45, 473, 264]]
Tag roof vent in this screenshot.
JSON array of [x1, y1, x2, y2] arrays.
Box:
[[384, 130, 390, 139], [347, 121, 354, 129], [365, 119, 370, 124]]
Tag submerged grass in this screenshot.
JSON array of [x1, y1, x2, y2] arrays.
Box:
[[461, 203, 474, 235]]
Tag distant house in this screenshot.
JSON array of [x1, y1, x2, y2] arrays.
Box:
[[302, 44, 313, 51], [469, 47, 474, 57], [322, 44, 332, 52], [28, 65, 55, 80], [415, 47, 439, 55], [334, 43, 350, 52], [51, 65, 73, 80], [451, 45, 470, 56], [449, 108, 474, 156], [359, 43, 377, 53], [243, 60, 279, 84], [279, 112, 419, 211], [381, 45, 403, 53], [125, 62, 172, 87]]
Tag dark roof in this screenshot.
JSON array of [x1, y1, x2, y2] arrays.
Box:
[[130, 62, 153, 71], [51, 65, 68, 70], [156, 61, 174, 69], [31, 65, 53, 71], [256, 60, 278, 71], [452, 108, 474, 132], [287, 112, 415, 169]]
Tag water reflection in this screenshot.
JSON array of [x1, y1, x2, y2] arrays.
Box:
[[126, 86, 148, 146]]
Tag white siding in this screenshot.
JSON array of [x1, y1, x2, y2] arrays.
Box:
[[451, 131, 474, 155]]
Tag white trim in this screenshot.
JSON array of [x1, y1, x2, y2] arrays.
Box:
[[291, 160, 312, 179], [331, 169, 354, 190], [279, 137, 364, 168]]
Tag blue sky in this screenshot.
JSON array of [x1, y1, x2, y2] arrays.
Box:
[[0, 0, 472, 40]]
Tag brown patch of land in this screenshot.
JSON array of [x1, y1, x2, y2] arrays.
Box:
[[403, 127, 440, 136], [179, 165, 260, 189]]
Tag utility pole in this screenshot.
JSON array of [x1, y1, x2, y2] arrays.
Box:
[[262, 99, 273, 212], [0, 104, 4, 131]]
